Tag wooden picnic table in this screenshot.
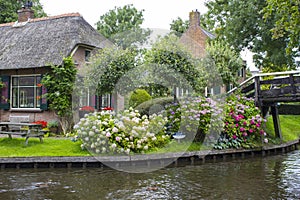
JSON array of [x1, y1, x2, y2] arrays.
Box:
[[0, 122, 45, 145]]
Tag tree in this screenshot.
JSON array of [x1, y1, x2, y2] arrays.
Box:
[[144, 35, 207, 94], [205, 38, 244, 88], [169, 17, 189, 37], [264, 0, 300, 56], [202, 0, 297, 71], [96, 4, 151, 49], [42, 57, 77, 135], [85, 47, 138, 96], [0, 0, 47, 24]]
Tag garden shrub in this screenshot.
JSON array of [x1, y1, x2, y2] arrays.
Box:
[[214, 94, 268, 149], [135, 96, 174, 116], [164, 97, 224, 143], [128, 89, 152, 108], [74, 108, 170, 154]]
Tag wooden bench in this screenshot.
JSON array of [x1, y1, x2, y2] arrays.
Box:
[[0, 122, 45, 145]]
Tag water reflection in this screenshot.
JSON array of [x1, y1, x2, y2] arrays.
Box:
[[0, 150, 299, 200]]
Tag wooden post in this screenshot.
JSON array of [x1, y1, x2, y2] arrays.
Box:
[[254, 76, 261, 108], [270, 104, 282, 140]]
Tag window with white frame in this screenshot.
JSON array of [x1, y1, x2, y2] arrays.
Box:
[[100, 94, 111, 108], [11, 75, 42, 109]]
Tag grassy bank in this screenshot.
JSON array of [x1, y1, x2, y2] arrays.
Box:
[[0, 137, 90, 157], [265, 115, 300, 142]]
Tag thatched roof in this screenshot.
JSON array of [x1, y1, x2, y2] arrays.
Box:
[[0, 13, 111, 70]]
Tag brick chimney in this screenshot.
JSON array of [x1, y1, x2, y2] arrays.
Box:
[[189, 10, 200, 27], [17, 4, 34, 22]]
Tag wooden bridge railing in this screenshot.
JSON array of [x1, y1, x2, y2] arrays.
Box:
[[228, 70, 300, 140]]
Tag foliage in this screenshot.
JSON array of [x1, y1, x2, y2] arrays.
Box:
[[214, 95, 268, 149], [264, 0, 300, 56], [205, 38, 244, 88], [129, 89, 152, 108], [135, 97, 174, 116], [0, 78, 4, 88], [85, 47, 137, 96], [144, 35, 207, 94], [202, 0, 298, 70], [47, 121, 59, 128], [74, 108, 170, 154], [169, 17, 189, 37], [96, 4, 151, 49], [41, 56, 77, 134], [0, 0, 47, 24], [164, 97, 224, 142]]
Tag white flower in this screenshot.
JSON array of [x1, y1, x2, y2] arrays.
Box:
[[125, 149, 130, 154], [264, 138, 268, 143], [152, 137, 157, 141], [84, 137, 89, 141], [95, 149, 100, 154], [111, 143, 117, 148], [143, 145, 148, 150], [89, 131, 95, 136], [106, 132, 111, 137], [112, 127, 119, 133], [91, 143, 95, 149]]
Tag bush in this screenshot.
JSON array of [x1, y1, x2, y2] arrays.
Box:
[[74, 108, 170, 154], [135, 96, 174, 116], [128, 89, 152, 108], [164, 97, 224, 142], [214, 95, 268, 149]]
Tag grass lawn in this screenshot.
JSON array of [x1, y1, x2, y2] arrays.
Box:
[[265, 115, 300, 142], [0, 137, 90, 157]]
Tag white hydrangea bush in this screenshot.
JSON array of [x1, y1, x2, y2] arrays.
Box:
[[74, 108, 170, 154]]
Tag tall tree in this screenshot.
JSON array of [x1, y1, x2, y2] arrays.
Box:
[[264, 0, 300, 56], [205, 38, 244, 88], [202, 0, 297, 71], [169, 17, 189, 37], [0, 0, 47, 24], [96, 4, 151, 49]]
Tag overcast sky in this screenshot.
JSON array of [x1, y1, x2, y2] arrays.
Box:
[[39, 0, 208, 30]]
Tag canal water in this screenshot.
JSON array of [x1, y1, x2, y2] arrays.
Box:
[[0, 150, 299, 200]]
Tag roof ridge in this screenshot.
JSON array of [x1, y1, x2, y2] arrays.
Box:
[[0, 12, 82, 27]]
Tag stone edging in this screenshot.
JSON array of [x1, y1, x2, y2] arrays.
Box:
[[0, 139, 298, 169]]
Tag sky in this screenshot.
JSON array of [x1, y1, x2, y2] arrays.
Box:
[[39, 0, 256, 70], [39, 0, 208, 30]]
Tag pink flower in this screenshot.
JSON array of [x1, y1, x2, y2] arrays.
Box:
[[242, 132, 247, 137], [106, 132, 111, 137], [240, 127, 245, 132], [232, 135, 237, 140], [256, 123, 260, 127], [249, 129, 253, 133], [235, 124, 239, 127], [250, 119, 255, 125], [243, 121, 247, 126]]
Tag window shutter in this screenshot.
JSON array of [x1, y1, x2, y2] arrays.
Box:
[[40, 77, 48, 110], [0, 76, 10, 110]]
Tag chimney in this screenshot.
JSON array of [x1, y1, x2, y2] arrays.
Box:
[[189, 9, 200, 27], [17, 1, 34, 22]]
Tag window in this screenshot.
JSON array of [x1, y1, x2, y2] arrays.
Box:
[[85, 50, 91, 62], [100, 94, 111, 108], [11, 75, 41, 109]]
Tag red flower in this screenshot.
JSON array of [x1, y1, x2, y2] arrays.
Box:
[[34, 120, 47, 128], [80, 106, 95, 112], [102, 107, 113, 111]]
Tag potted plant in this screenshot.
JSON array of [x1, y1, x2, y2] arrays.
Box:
[[47, 121, 59, 134]]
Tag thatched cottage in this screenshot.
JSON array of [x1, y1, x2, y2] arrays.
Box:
[[0, 6, 111, 122]]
